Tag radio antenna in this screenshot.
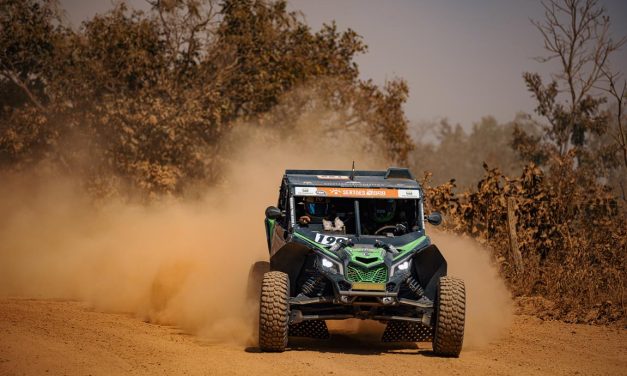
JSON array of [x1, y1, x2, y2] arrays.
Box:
[[350, 161, 355, 180]]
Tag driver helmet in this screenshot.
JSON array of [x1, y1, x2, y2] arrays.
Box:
[[373, 199, 396, 223], [304, 197, 331, 218]]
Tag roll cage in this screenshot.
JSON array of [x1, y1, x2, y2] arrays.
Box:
[[275, 168, 425, 238]]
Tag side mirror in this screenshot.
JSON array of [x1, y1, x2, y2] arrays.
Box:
[[426, 212, 442, 226], [265, 206, 283, 220]]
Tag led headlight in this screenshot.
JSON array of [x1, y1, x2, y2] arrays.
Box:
[[391, 258, 412, 277], [322, 258, 333, 268], [319, 256, 342, 274]]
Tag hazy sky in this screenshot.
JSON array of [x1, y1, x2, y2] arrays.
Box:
[[60, 0, 627, 129]]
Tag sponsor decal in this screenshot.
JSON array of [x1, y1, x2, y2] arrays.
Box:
[[398, 189, 421, 198], [294, 186, 421, 198], [320, 187, 396, 198], [294, 187, 317, 196]]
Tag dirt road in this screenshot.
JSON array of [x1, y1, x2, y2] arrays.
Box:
[[0, 298, 625, 376]]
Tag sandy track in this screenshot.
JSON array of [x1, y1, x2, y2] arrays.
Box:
[[0, 299, 625, 376]]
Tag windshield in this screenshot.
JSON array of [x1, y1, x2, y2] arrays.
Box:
[[294, 196, 420, 236]]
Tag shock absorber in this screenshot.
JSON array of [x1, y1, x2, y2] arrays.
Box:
[[405, 275, 425, 298], [301, 273, 326, 297]]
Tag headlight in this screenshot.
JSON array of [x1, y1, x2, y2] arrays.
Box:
[[319, 256, 342, 274], [391, 258, 412, 277]]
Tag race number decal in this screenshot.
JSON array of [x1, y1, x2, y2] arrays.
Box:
[[314, 233, 348, 245]]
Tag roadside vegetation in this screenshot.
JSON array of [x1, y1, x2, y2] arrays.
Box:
[[1, 0, 625, 324]]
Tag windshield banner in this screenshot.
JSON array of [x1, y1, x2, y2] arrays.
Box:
[[295, 186, 420, 199]]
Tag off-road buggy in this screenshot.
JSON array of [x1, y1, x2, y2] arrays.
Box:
[[251, 168, 465, 356]]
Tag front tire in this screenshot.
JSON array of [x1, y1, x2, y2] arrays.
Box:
[[259, 271, 290, 352], [432, 276, 466, 357]]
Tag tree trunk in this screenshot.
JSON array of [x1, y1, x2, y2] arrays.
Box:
[[507, 197, 524, 274]]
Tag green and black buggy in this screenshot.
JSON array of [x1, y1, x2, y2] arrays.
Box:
[[250, 168, 465, 356]]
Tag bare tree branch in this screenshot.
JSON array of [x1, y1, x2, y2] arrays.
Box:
[[531, 0, 626, 157], [601, 67, 627, 167], [0, 65, 47, 113]]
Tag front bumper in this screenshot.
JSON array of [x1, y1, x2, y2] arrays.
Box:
[[289, 289, 433, 325]]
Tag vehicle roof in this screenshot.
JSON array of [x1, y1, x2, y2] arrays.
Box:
[[283, 168, 420, 189]]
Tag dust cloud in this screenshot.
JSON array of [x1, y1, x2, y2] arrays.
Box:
[[430, 230, 513, 349], [0, 170, 268, 345], [0, 123, 381, 345], [0, 123, 510, 349]]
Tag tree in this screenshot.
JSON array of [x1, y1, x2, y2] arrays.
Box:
[[410, 116, 523, 188], [601, 67, 626, 168], [0, 0, 61, 112], [0, 0, 414, 196], [513, 0, 625, 176]]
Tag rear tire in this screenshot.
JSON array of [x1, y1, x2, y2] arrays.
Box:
[[259, 271, 290, 352], [432, 276, 465, 357]]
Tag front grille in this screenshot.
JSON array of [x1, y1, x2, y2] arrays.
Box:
[[346, 265, 388, 283]]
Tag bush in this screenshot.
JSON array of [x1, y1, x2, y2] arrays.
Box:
[[423, 157, 626, 324]]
